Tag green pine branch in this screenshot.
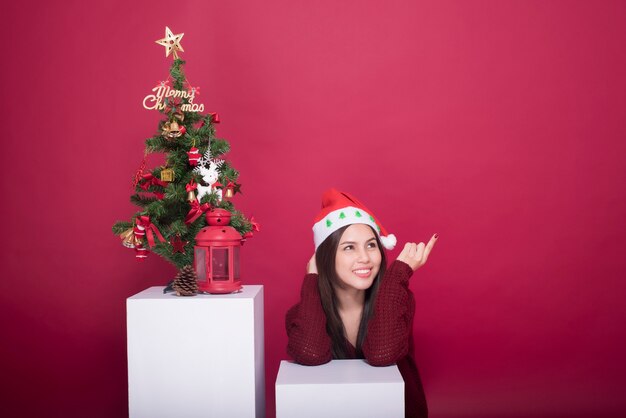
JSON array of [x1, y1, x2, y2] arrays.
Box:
[[130, 194, 158, 207], [112, 221, 133, 235]]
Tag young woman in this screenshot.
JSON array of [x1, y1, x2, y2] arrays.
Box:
[[286, 189, 437, 418]]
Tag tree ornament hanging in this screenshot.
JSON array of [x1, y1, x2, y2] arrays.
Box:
[[135, 244, 148, 261], [119, 227, 141, 248], [140, 173, 167, 190], [135, 216, 167, 248], [160, 166, 174, 182], [222, 180, 235, 200], [133, 222, 146, 241], [187, 147, 201, 166], [194, 147, 224, 201], [170, 234, 188, 254], [186, 179, 198, 202], [185, 200, 211, 225], [132, 154, 148, 189], [161, 120, 183, 139], [242, 217, 261, 241], [250, 216, 261, 233]]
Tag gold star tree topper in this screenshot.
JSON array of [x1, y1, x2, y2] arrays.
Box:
[[155, 27, 185, 59]]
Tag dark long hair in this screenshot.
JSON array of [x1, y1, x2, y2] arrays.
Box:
[[315, 224, 387, 358]]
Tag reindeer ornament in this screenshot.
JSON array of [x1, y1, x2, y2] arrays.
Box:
[[193, 147, 224, 201]]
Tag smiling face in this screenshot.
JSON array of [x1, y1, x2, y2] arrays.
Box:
[[334, 224, 382, 292]]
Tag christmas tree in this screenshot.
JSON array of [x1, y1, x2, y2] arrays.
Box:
[[112, 27, 257, 271]]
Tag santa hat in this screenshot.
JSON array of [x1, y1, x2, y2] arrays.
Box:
[[312, 188, 397, 250]]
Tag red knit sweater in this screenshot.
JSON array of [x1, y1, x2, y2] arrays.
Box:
[[286, 260, 428, 418]]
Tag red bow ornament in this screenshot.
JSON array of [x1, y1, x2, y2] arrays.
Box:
[[186, 179, 198, 193], [242, 217, 260, 240], [185, 200, 211, 225], [135, 216, 166, 248], [139, 173, 168, 191], [250, 216, 261, 232]]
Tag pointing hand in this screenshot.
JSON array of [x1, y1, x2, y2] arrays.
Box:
[[396, 234, 438, 271]]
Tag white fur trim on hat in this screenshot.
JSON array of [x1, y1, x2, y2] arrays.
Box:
[[312, 206, 395, 250]]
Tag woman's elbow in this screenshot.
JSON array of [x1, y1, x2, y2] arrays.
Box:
[[364, 345, 408, 367], [287, 345, 331, 366], [294, 354, 331, 366]]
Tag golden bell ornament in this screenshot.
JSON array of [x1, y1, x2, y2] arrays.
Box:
[[120, 228, 141, 248], [187, 190, 196, 202], [162, 120, 182, 139], [168, 120, 182, 138]]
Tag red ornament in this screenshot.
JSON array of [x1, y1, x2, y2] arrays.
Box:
[[133, 223, 146, 240], [170, 235, 188, 253], [187, 147, 201, 166], [185, 200, 210, 225], [135, 216, 166, 248], [140, 173, 167, 190], [209, 112, 220, 123], [132, 156, 147, 189], [135, 245, 148, 261], [250, 216, 261, 232]]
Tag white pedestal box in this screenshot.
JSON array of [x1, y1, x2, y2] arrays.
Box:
[[275, 359, 404, 418], [127, 286, 264, 418]]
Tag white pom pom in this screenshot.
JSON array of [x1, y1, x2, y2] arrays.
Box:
[[380, 234, 397, 250]]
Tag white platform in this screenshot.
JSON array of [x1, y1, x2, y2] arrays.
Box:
[[127, 286, 264, 418], [275, 359, 404, 418]]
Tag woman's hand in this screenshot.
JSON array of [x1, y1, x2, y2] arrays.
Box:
[[306, 253, 318, 274], [396, 233, 438, 271]]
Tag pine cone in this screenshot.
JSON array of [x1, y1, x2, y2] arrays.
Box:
[[172, 265, 198, 296]]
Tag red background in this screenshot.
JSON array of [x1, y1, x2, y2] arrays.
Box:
[[2, 1, 625, 417]]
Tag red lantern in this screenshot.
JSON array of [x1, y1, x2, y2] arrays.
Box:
[[194, 208, 243, 294]]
